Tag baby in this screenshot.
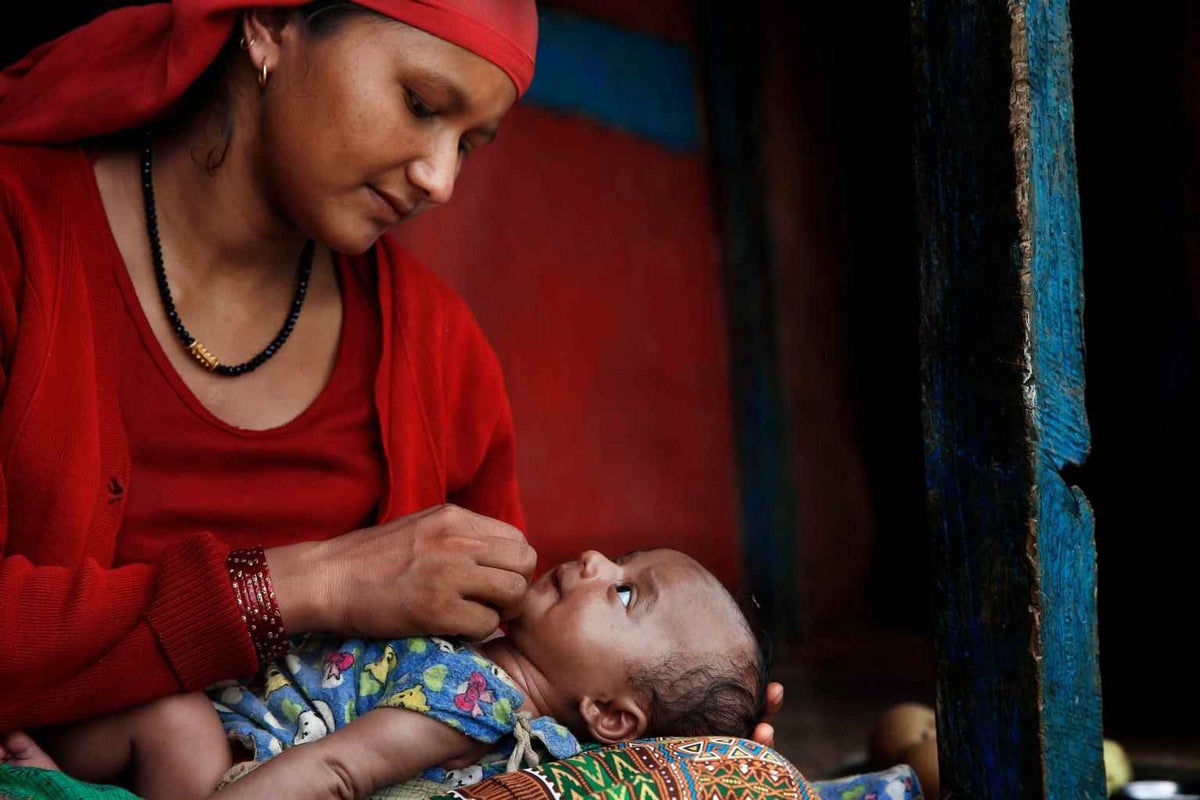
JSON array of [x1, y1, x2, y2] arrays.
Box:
[[36, 548, 767, 800]]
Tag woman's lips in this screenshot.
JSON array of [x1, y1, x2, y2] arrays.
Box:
[[368, 185, 414, 222]]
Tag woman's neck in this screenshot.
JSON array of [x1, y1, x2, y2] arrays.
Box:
[[147, 116, 308, 287], [473, 637, 561, 723]]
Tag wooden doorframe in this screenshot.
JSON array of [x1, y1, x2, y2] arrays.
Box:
[[912, 0, 1105, 795]]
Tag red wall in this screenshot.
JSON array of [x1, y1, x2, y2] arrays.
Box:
[[392, 102, 742, 586]]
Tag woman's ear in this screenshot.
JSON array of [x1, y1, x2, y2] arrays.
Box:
[[239, 8, 294, 73], [242, 8, 293, 45], [239, 9, 300, 89], [579, 695, 648, 744]]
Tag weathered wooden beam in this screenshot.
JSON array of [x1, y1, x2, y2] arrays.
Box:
[[911, 0, 1104, 796]]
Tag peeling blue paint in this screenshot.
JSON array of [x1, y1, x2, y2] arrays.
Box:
[[525, 10, 700, 152], [912, 0, 1104, 796], [1025, 2, 1104, 795]]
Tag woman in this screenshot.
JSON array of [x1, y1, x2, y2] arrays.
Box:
[[0, 0, 781, 787]]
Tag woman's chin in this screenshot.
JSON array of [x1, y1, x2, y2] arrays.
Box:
[[317, 223, 388, 257]]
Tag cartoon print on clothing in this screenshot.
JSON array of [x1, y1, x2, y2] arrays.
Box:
[[441, 764, 485, 789], [379, 685, 431, 713], [293, 700, 335, 745], [365, 644, 400, 685], [211, 636, 580, 785], [263, 665, 289, 698], [454, 672, 495, 718], [813, 765, 924, 800], [322, 651, 355, 688]]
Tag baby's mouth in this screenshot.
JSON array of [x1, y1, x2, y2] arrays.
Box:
[[550, 566, 563, 599]]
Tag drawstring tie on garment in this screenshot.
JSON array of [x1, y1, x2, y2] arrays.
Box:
[[505, 712, 541, 773]]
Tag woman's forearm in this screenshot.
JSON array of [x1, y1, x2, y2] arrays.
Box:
[[0, 534, 254, 729]]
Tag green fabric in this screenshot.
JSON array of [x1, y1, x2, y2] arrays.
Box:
[[0, 766, 138, 800]]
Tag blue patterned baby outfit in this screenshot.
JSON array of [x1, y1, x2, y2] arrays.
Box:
[[209, 635, 580, 786]]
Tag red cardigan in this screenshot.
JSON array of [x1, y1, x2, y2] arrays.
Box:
[[0, 144, 524, 730]]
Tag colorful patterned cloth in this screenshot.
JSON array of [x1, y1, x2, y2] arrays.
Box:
[[0, 760, 922, 800], [389, 737, 820, 800], [211, 635, 579, 787], [381, 745, 925, 800]]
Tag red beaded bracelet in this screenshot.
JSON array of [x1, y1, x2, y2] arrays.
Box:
[[226, 546, 289, 667]]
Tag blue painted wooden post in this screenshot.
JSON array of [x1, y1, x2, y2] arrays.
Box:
[[911, 1, 1105, 797]]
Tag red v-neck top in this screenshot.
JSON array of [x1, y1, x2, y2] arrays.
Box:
[[0, 144, 525, 729], [113, 251, 386, 566]]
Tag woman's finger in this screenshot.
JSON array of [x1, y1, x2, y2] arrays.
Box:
[[463, 564, 530, 619], [437, 599, 502, 642], [432, 504, 527, 544], [469, 535, 537, 579], [465, 512, 528, 543]]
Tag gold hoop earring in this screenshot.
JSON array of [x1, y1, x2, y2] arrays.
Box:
[[258, 58, 270, 89], [239, 35, 255, 50]]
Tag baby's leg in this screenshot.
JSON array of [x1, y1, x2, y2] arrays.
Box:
[[48, 692, 232, 800]]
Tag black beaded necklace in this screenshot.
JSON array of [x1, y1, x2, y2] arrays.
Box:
[[140, 135, 314, 377]]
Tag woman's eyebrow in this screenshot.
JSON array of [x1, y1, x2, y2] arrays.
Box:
[[407, 68, 500, 142], [409, 67, 467, 108]]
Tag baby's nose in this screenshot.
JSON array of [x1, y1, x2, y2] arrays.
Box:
[[579, 549, 615, 578]]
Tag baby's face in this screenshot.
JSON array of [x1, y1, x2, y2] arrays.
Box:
[[507, 548, 747, 723]]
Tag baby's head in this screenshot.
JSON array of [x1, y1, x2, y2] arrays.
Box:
[[507, 548, 767, 743]]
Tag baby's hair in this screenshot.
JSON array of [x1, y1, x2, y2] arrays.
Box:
[[629, 590, 772, 739]]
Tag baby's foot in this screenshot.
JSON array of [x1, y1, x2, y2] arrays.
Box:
[[0, 731, 60, 771]]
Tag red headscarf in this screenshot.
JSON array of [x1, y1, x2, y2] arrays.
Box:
[[0, 0, 538, 143]]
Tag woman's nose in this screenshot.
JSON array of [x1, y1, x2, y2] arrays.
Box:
[[408, 137, 459, 206], [579, 550, 616, 578]]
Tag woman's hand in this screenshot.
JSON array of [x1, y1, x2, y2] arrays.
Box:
[[267, 504, 536, 641], [751, 682, 785, 747]]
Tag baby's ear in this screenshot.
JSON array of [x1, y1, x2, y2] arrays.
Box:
[[578, 695, 647, 744]]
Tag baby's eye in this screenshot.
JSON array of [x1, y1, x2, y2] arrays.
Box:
[[616, 585, 633, 608]]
